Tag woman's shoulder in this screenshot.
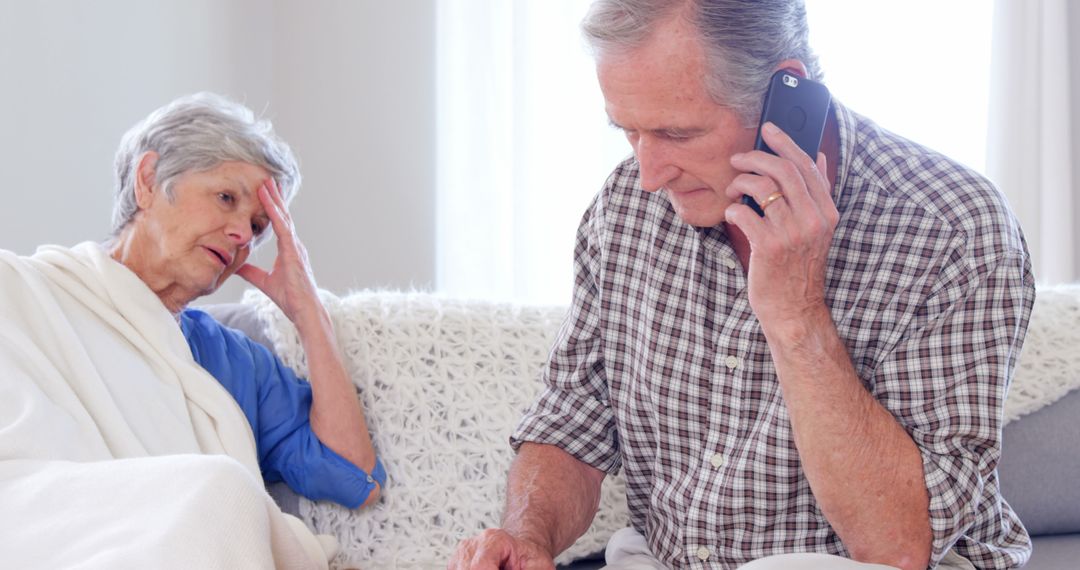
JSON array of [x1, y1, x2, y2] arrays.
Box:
[[186, 304, 276, 350], [181, 307, 261, 360], [182, 305, 288, 373]]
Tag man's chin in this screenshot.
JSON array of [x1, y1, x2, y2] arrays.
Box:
[[675, 209, 727, 228], [668, 195, 728, 228]]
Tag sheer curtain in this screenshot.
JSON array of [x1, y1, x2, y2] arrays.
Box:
[[436, 1, 1080, 304], [987, 0, 1080, 285], [805, 1, 993, 173], [435, 0, 627, 305]]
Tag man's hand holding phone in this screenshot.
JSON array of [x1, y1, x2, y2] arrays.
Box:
[[725, 70, 839, 329], [741, 70, 831, 216]]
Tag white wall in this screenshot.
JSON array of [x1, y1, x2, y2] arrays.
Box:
[[0, 0, 436, 303]]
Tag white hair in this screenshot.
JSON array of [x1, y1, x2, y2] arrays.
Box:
[[111, 92, 300, 240], [582, 0, 823, 127]]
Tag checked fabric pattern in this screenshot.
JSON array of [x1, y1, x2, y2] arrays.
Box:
[[512, 101, 1036, 569]]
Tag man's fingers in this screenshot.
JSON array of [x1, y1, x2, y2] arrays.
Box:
[[449, 528, 556, 570], [759, 121, 813, 169], [449, 534, 508, 570], [447, 539, 478, 570], [755, 122, 819, 214]]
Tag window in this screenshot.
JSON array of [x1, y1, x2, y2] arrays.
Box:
[[437, 2, 998, 304], [436, 0, 626, 305], [806, 0, 994, 173]]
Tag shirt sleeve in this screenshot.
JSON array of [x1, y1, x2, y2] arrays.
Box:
[[181, 309, 381, 508], [510, 189, 622, 475], [871, 249, 1035, 564]]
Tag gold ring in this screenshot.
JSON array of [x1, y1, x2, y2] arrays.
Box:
[[759, 191, 786, 212]]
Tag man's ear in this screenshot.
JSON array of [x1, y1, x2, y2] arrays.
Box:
[[775, 59, 809, 79], [134, 151, 160, 209]]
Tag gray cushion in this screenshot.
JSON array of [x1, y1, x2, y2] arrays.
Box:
[[1025, 534, 1080, 569], [267, 481, 301, 517], [998, 388, 1080, 536], [195, 302, 274, 351]]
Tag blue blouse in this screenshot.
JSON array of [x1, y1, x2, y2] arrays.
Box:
[[180, 308, 385, 508]]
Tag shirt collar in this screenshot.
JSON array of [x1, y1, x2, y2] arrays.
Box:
[[830, 98, 858, 208]]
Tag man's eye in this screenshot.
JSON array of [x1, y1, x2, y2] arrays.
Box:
[[218, 192, 234, 204], [251, 222, 264, 235]]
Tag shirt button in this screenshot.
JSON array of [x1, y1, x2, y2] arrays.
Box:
[[723, 257, 737, 270], [696, 546, 711, 561], [709, 453, 724, 468], [725, 355, 740, 370]]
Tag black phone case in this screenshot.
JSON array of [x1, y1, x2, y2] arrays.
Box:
[[742, 70, 832, 216]]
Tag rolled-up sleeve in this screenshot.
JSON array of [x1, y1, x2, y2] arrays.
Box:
[[182, 309, 381, 508], [511, 193, 622, 475], [872, 250, 1034, 564]]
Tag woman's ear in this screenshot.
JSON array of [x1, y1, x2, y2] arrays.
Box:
[[134, 151, 160, 209], [775, 59, 809, 79]]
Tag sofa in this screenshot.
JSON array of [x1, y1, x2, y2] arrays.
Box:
[[204, 284, 1080, 569]]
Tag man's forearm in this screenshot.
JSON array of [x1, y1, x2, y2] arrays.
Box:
[[502, 443, 606, 558], [764, 307, 931, 570]]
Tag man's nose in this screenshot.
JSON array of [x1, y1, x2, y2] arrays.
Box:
[[635, 136, 679, 192]]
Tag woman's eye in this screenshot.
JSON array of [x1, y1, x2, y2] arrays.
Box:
[[251, 222, 263, 235], [218, 192, 235, 204]]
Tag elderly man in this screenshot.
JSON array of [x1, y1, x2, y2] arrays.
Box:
[[451, 1, 1033, 569]]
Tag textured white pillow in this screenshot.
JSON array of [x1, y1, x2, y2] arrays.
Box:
[[1005, 283, 1080, 423], [244, 289, 630, 569]]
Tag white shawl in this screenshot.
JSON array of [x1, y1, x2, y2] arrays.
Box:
[[0, 242, 330, 569]]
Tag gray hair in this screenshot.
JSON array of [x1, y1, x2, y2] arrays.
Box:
[[111, 92, 300, 239], [582, 0, 822, 127]]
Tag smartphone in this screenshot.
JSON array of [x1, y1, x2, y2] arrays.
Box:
[[741, 69, 832, 216]]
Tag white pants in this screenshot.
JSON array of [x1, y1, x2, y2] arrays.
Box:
[[600, 527, 976, 570]]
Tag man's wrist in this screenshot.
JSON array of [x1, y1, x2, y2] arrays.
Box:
[[501, 525, 557, 560], [759, 303, 833, 348]]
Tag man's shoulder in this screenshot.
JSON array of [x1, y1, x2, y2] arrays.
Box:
[[840, 108, 1026, 260]]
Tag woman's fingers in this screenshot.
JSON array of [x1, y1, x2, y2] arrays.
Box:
[[235, 263, 269, 291], [258, 182, 299, 251]]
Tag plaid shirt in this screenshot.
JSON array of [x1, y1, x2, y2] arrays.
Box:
[[512, 101, 1035, 569]]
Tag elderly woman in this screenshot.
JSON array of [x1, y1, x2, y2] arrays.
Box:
[[0, 93, 381, 569]]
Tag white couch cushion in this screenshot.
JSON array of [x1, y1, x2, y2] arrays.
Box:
[[245, 290, 630, 568]]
